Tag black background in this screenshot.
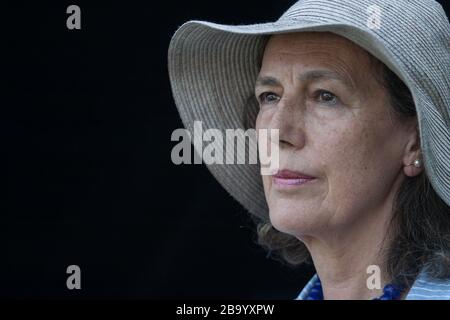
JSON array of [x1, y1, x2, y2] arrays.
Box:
[[3, 0, 449, 299]]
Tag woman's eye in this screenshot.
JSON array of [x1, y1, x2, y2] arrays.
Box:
[[258, 92, 280, 104], [316, 90, 339, 105]]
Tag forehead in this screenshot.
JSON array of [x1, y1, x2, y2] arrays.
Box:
[[260, 32, 375, 79]]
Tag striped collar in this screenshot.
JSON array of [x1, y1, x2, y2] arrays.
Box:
[[406, 272, 450, 300], [296, 272, 450, 300]]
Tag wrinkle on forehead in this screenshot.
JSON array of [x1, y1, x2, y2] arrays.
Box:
[[261, 32, 384, 101]]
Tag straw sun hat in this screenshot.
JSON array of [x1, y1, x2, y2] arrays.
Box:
[[168, 0, 450, 220]]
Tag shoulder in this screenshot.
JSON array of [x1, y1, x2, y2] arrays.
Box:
[[406, 272, 450, 300]]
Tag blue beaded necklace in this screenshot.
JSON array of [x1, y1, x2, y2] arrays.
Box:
[[305, 277, 404, 300]]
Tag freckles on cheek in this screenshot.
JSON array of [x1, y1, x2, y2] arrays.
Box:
[[318, 123, 372, 173]]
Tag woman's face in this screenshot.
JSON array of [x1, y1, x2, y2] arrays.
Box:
[[255, 32, 416, 239]]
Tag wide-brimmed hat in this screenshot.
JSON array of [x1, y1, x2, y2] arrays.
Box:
[[168, 0, 450, 220]]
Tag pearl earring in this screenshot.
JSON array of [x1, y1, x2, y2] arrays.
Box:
[[410, 159, 422, 168]]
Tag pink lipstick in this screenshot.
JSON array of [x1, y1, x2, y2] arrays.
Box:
[[273, 169, 316, 187]]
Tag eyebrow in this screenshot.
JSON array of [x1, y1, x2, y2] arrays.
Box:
[[255, 70, 354, 89]]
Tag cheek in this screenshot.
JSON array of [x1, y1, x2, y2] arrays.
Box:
[[315, 120, 398, 214], [255, 109, 276, 155], [255, 108, 272, 131], [323, 130, 372, 173]]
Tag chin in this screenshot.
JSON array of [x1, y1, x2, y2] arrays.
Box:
[[268, 202, 319, 238]]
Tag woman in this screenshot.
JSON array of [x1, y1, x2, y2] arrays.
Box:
[[168, 0, 450, 299]]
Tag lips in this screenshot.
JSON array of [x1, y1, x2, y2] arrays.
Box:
[[272, 169, 316, 187], [274, 169, 316, 180]]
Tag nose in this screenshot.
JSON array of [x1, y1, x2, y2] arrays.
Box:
[[268, 97, 306, 150]]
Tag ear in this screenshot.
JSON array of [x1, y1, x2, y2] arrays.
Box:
[[403, 124, 423, 177]]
